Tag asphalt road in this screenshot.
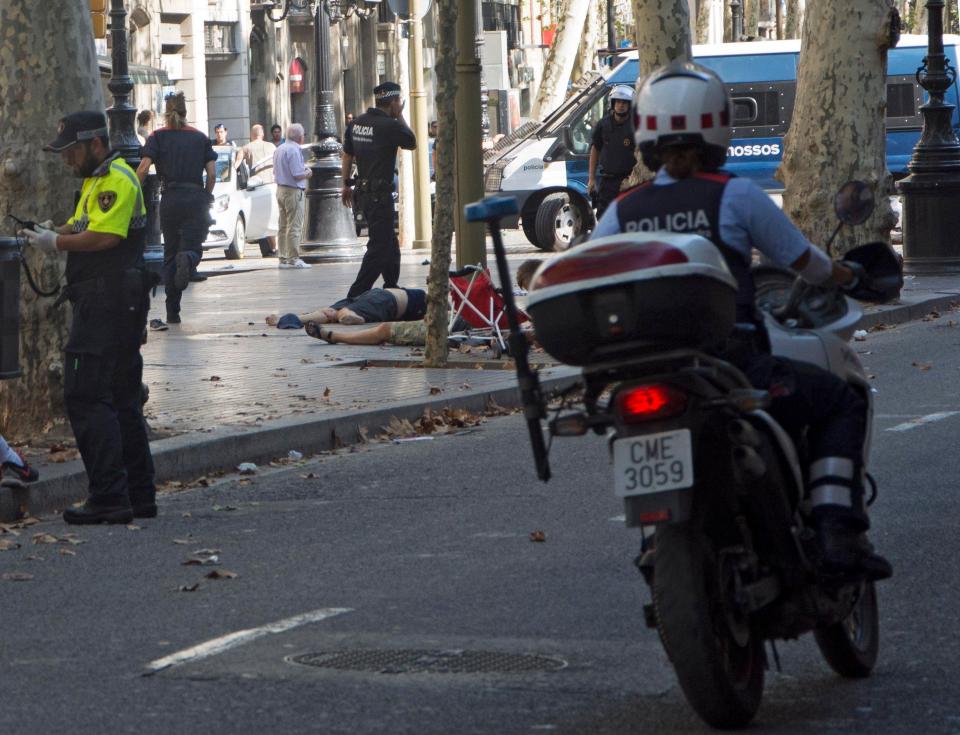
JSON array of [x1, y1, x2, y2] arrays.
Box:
[[3, 313, 960, 734]]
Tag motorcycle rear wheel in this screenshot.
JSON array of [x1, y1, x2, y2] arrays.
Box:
[[653, 523, 765, 729], [814, 581, 879, 678]]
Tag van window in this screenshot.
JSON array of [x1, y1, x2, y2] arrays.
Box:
[[727, 82, 795, 139], [568, 94, 607, 155], [886, 75, 923, 129]]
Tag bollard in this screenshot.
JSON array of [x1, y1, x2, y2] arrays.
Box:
[[0, 237, 21, 379]]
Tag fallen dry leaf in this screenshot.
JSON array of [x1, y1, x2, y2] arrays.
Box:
[[172, 538, 191, 545], [0, 539, 20, 551], [49, 449, 81, 463], [58, 548, 76, 557], [32, 533, 61, 545], [126, 524, 142, 531], [212, 504, 238, 512], [529, 531, 546, 543], [207, 375, 222, 382], [912, 361, 933, 371], [323, 386, 332, 398], [205, 569, 237, 580], [429, 386, 442, 395], [178, 582, 200, 592], [2, 572, 33, 581], [25, 555, 44, 561]]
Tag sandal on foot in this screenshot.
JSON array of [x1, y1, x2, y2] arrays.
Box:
[[305, 321, 336, 344]]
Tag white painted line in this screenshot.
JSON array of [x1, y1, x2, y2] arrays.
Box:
[[885, 411, 960, 432], [145, 607, 352, 674], [608, 515, 626, 523]]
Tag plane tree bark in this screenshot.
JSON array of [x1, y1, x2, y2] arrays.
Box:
[[423, 0, 458, 367], [777, 1, 899, 254], [531, 0, 592, 119], [0, 0, 104, 437]]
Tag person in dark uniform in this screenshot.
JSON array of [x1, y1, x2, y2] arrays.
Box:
[[587, 85, 637, 221], [340, 81, 417, 298], [20, 111, 156, 524], [136, 92, 217, 325]]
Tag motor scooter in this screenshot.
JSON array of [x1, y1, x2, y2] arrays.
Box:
[[465, 182, 901, 729]]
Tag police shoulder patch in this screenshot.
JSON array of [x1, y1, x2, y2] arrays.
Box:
[[97, 191, 117, 213]]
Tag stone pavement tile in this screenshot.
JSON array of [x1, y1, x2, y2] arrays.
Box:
[[144, 248, 554, 440]]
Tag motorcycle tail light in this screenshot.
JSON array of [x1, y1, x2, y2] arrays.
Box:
[[615, 383, 688, 424]]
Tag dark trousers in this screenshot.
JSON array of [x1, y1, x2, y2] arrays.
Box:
[[742, 353, 867, 514], [348, 193, 400, 298], [64, 293, 155, 507], [161, 189, 209, 317], [594, 174, 628, 221], [330, 289, 400, 322]]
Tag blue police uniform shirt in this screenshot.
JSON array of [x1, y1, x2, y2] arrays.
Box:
[[592, 168, 811, 269]]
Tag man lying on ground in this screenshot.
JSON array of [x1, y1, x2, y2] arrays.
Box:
[[306, 260, 541, 347], [266, 287, 427, 328]]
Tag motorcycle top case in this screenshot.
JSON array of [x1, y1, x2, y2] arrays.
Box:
[[526, 233, 738, 365]]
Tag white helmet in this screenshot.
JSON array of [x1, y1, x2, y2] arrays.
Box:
[[609, 85, 634, 103], [633, 60, 733, 169]]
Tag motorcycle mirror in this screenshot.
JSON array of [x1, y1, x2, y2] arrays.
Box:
[[834, 180, 875, 226]]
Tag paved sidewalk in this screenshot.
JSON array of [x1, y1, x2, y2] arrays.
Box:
[[1, 235, 574, 521], [3, 232, 958, 521]]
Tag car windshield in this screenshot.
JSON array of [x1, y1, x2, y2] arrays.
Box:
[[215, 150, 232, 182]]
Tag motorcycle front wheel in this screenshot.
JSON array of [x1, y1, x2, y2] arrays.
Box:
[[653, 523, 765, 729], [814, 581, 879, 678]]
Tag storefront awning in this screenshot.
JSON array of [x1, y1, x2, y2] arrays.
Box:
[[97, 57, 170, 85]]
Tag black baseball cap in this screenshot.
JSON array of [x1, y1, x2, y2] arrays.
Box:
[[43, 111, 109, 152], [214, 122, 227, 130]]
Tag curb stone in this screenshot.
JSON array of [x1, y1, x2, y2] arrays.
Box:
[[2, 292, 953, 523], [0, 370, 579, 523]]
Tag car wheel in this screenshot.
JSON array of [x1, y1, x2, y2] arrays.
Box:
[[224, 217, 246, 260]]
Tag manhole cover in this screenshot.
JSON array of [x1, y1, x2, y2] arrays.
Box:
[[290, 649, 566, 675]]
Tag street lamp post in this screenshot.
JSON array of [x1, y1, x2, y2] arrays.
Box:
[[730, 0, 742, 42], [897, 0, 960, 273], [106, 0, 163, 272], [301, 1, 362, 260]]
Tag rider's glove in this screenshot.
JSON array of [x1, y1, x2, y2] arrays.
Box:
[[19, 226, 59, 254], [839, 261, 867, 293], [37, 219, 55, 231]]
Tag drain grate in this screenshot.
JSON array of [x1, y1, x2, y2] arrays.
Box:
[[290, 649, 566, 675]]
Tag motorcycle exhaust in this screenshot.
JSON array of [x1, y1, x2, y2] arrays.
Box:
[[732, 445, 767, 478], [727, 418, 762, 448]]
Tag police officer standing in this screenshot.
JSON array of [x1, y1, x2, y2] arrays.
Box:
[[340, 81, 416, 299], [587, 85, 637, 221], [20, 111, 156, 524], [136, 92, 217, 325]]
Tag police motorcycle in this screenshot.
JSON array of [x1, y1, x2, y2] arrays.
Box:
[[465, 182, 902, 730]]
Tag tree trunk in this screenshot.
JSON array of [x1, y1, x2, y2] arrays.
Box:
[[777, 1, 898, 255], [775, 0, 783, 38], [571, 0, 600, 82], [625, 0, 693, 186], [423, 0, 458, 367], [744, 0, 759, 38], [785, 0, 802, 37], [0, 1, 104, 439], [915, 1, 928, 32], [724, 0, 732, 41], [532, 0, 591, 118], [696, 0, 712, 42]]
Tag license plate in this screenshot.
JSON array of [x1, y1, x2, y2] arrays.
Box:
[[613, 429, 694, 497]]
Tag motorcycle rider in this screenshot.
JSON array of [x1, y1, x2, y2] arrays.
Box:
[[592, 60, 891, 581]]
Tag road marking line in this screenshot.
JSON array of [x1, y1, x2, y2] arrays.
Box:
[[885, 411, 960, 432], [608, 515, 626, 522], [145, 607, 352, 675]]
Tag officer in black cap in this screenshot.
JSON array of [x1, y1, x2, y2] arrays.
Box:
[[341, 81, 417, 298], [136, 92, 217, 325], [19, 111, 156, 524]]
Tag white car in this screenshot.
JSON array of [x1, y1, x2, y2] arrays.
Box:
[[204, 145, 279, 259]]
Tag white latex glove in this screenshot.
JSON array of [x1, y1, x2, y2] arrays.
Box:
[[37, 219, 55, 230], [20, 226, 59, 254]]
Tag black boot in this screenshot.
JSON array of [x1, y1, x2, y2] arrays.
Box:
[[813, 508, 892, 581], [63, 499, 133, 525]]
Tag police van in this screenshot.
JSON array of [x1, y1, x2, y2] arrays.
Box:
[[484, 35, 960, 250]]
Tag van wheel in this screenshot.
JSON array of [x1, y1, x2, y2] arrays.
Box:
[[521, 213, 542, 249], [224, 217, 246, 260], [535, 193, 582, 252]]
